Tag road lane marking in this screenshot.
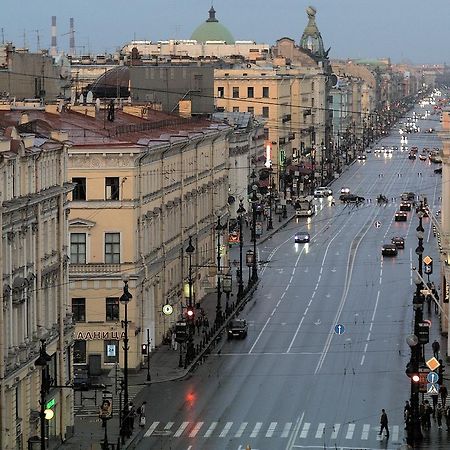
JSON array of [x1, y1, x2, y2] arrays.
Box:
[[144, 421, 160, 437], [345, 423, 355, 439], [204, 422, 217, 437], [249, 316, 271, 353], [299, 422, 310, 438], [173, 422, 189, 437], [287, 316, 305, 353], [330, 423, 340, 439], [281, 422, 292, 438], [189, 422, 204, 437], [219, 421, 233, 437], [361, 423, 370, 439], [250, 422, 262, 437], [266, 422, 277, 437], [234, 422, 247, 437], [392, 425, 399, 441], [164, 422, 174, 430], [315, 423, 325, 438]]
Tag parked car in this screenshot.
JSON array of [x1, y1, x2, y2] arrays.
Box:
[[227, 319, 248, 340], [391, 237, 405, 249], [382, 244, 398, 257]]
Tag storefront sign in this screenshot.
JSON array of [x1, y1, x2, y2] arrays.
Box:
[[74, 331, 126, 340]]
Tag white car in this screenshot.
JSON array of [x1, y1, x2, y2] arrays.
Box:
[[314, 187, 332, 198]]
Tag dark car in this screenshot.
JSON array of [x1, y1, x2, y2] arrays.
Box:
[[401, 192, 415, 202], [295, 232, 310, 243], [400, 202, 412, 212], [408, 154, 416, 160], [395, 211, 408, 222], [340, 193, 365, 203], [391, 237, 405, 249], [357, 154, 366, 160], [434, 167, 442, 174], [382, 244, 398, 257], [227, 319, 248, 340]]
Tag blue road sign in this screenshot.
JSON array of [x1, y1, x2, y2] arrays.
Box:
[[427, 372, 439, 384], [334, 324, 345, 335], [427, 383, 439, 395]]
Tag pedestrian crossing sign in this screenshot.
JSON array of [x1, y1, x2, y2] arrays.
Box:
[[427, 383, 439, 395]]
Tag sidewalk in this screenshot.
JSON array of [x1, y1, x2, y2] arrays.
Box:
[[60, 203, 299, 450]]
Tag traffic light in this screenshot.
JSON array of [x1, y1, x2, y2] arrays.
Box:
[[141, 343, 148, 355], [186, 307, 194, 321]]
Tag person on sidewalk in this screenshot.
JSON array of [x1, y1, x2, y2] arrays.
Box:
[[171, 331, 177, 351], [440, 385, 448, 407], [436, 403, 444, 429], [195, 317, 202, 335], [446, 406, 450, 431], [137, 401, 147, 427], [404, 401, 411, 424], [424, 400, 432, 428], [379, 409, 389, 438], [432, 340, 440, 359]]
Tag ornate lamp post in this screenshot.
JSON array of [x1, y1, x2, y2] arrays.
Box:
[[35, 340, 51, 450], [237, 199, 246, 298], [215, 215, 226, 327], [119, 274, 132, 442], [267, 165, 273, 231], [185, 237, 195, 366], [250, 186, 259, 283]]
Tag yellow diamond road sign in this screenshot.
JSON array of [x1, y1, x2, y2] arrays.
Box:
[[423, 256, 432, 265], [426, 357, 440, 371]]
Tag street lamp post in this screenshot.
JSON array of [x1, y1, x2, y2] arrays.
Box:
[[120, 275, 132, 442], [215, 216, 225, 327], [267, 166, 273, 230], [250, 186, 259, 283], [185, 237, 195, 367], [237, 199, 246, 298], [35, 340, 51, 450]]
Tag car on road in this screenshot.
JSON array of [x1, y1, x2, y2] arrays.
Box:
[[400, 201, 412, 212], [339, 193, 365, 204], [366, 148, 372, 153], [294, 232, 310, 243], [434, 167, 442, 174], [401, 192, 415, 202], [395, 211, 408, 222], [227, 319, 248, 340], [374, 148, 382, 154], [340, 187, 350, 194], [418, 154, 427, 161], [357, 154, 366, 160], [382, 244, 398, 257], [314, 187, 332, 198], [391, 237, 405, 249], [392, 146, 398, 150], [408, 153, 416, 160]]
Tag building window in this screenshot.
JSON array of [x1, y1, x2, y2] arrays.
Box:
[[73, 340, 86, 364], [105, 233, 120, 263], [72, 298, 86, 322], [104, 340, 119, 364], [105, 177, 120, 200], [262, 107, 269, 118], [106, 297, 119, 322], [247, 87, 254, 98], [311, 97, 315, 108], [262, 86, 269, 98], [217, 86, 224, 98], [247, 107, 254, 114], [264, 128, 269, 140], [233, 107, 239, 113], [72, 177, 86, 200], [232, 87, 239, 98], [70, 233, 86, 264]]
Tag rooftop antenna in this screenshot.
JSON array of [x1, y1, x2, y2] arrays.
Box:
[[1, 28, 4, 45], [69, 18, 75, 56], [22, 29, 27, 48], [35, 29, 40, 52]]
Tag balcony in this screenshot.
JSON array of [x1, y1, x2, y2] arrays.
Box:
[[69, 262, 134, 277]]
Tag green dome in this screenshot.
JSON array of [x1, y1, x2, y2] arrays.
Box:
[[191, 7, 235, 44]]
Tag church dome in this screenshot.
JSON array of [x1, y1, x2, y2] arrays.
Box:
[[191, 7, 235, 44]]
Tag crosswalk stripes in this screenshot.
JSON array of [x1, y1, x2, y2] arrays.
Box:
[[142, 420, 402, 442]]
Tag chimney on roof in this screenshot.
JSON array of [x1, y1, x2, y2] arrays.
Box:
[[50, 16, 57, 56], [69, 18, 75, 57]]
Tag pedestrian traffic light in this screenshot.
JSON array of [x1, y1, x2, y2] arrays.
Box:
[[186, 307, 194, 320], [141, 343, 148, 355]]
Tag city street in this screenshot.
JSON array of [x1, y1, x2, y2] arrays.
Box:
[[132, 109, 445, 450]]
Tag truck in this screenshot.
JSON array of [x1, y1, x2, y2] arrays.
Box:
[[295, 196, 314, 217]]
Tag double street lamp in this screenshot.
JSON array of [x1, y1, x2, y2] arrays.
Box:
[[215, 215, 226, 327], [267, 166, 274, 231], [237, 199, 246, 298], [119, 275, 132, 442]]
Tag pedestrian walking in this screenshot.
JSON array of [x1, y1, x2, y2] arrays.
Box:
[[432, 340, 440, 359], [379, 409, 389, 438], [424, 400, 432, 428], [446, 406, 450, 431], [129, 402, 136, 431], [437, 403, 444, 428], [404, 400, 411, 424], [440, 385, 448, 407], [137, 401, 147, 427], [195, 317, 201, 335], [171, 331, 177, 350], [203, 316, 209, 330]]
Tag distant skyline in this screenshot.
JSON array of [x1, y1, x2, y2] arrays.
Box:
[[1, 0, 449, 64]]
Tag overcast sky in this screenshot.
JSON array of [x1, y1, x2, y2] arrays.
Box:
[[1, 0, 448, 64]]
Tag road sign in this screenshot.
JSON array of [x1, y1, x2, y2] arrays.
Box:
[[427, 371, 439, 384], [162, 304, 173, 316], [334, 324, 345, 335], [423, 255, 432, 265], [374, 221, 382, 228], [427, 383, 440, 395], [426, 357, 440, 371], [416, 321, 430, 344]]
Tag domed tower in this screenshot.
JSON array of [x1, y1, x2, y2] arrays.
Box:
[[300, 6, 327, 60], [191, 6, 235, 44]]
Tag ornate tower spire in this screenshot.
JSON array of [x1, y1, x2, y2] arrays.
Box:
[[300, 6, 326, 58], [207, 6, 218, 23]]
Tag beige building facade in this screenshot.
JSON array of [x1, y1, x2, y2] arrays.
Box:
[[0, 123, 74, 449]]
